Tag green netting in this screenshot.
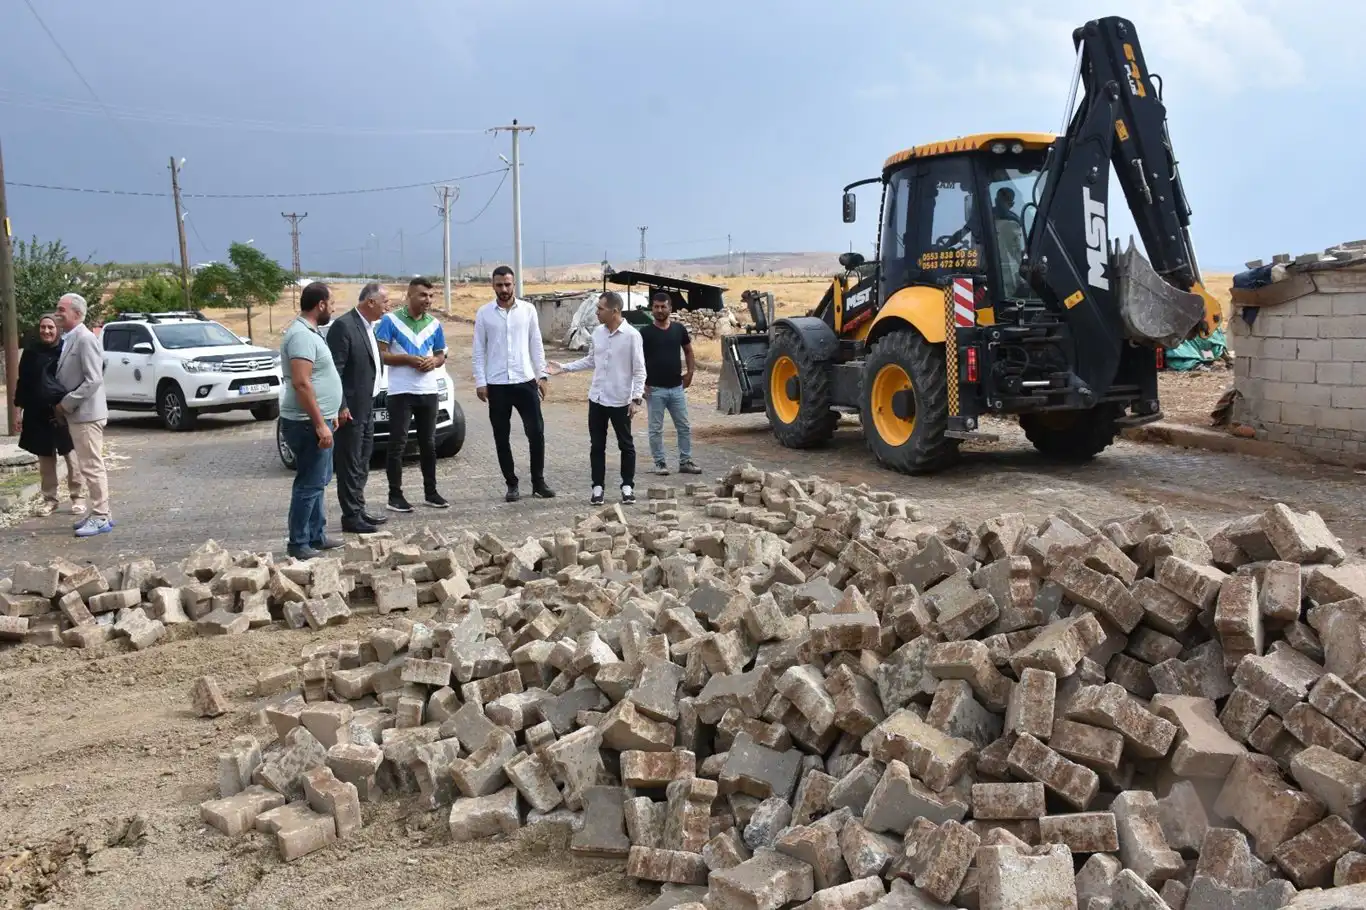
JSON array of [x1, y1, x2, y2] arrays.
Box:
[[1165, 328, 1228, 371]]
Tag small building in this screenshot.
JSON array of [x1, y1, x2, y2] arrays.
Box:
[[1228, 242, 1366, 467]]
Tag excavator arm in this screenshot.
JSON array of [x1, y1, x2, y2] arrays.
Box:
[[1024, 15, 1222, 399]]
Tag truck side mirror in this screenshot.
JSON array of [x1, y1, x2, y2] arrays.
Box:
[[842, 192, 856, 223], [838, 252, 866, 271], [132, 342, 153, 354]]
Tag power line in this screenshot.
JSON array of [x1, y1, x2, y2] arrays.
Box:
[[5, 166, 509, 200], [19, 0, 157, 167], [0, 89, 493, 137], [453, 168, 509, 225]]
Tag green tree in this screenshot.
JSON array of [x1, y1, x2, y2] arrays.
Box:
[[192, 242, 290, 343], [9, 237, 114, 341], [107, 273, 192, 315]]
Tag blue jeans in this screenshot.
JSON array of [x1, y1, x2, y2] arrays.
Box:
[[282, 418, 335, 551], [647, 385, 692, 466]]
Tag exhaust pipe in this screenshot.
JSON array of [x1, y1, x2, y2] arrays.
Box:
[[1112, 237, 1206, 349]]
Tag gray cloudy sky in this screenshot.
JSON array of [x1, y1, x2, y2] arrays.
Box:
[[2, 0, 1360, 276]]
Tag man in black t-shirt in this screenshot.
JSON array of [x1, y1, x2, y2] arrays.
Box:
[[640, 290, 700, 475]]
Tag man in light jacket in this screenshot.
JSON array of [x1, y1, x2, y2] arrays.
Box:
[[53, 292, 113, 538]]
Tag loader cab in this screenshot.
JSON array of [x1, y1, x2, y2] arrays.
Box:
[[873, 137, 1052, 312]]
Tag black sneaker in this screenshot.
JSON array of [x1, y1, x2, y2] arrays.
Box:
[[424, 492, 449, 509], [679, 461, 703, 475], [621, 484, 637, 504], [652, 462, 670, 476], [590, 485, 605, 505], [532, 484, 556, 499], [505, 485, 521, 503], [387, 493, 413, 513], [312, 535, 345, 551]]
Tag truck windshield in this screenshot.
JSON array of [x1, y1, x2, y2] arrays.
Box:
[[984, 159, 1048, 298], [152, 322, 243, 349]]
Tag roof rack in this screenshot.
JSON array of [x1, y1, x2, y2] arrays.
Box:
[[113, 310, 209, 324]]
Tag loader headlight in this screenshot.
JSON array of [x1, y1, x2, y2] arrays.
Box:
[[991, 142, 1007, 154], [1011, 142, 1024, 153]]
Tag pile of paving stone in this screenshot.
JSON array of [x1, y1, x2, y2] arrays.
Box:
[[13, 464, 1366, 909]]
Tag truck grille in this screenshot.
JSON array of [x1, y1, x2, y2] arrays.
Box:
[[219, 357, 276, 373]]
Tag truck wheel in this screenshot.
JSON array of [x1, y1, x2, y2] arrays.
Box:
[[252, 401, 280, 421], [764, 327, 838, 448], [1020, 405, 1121, 462], [276, 419, 296, 470], [861, 330, 958, 474], [158, 383, 198, 431]]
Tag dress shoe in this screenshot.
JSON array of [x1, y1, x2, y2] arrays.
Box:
[[532, 484, 556, 499], [505, 485, 521, 503], [312, 535, 345, 551], [342, 519, 379, 534], [361, 511, 388, 525], [288, 545, 322, 560]]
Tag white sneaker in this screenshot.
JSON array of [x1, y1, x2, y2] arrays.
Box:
[[621, 484, 636, 504], [590, 485, 604, 505], [71, 500, 87, 516]]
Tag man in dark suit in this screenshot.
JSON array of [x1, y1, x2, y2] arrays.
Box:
[[328, 281, 391, 532]]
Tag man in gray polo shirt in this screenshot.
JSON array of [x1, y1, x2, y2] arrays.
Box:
[[280, 281, 345, 558]]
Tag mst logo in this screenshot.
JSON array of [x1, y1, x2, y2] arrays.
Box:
[[1083, 186, 1109, 290]]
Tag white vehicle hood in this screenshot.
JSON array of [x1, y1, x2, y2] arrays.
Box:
[[173, 345, 277, 360]]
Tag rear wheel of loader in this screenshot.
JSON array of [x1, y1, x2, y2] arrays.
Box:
[[1020, 404, 1122, 462], [861, 330, 958, 474], [764, 327, 838, 448]]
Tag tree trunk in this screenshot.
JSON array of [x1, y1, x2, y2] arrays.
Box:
[[245, 303, 254, 344]]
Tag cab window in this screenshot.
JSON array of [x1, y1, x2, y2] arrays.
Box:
[[916, 156, 984, 277], [125, 325, 154, 351], [102, 326, 131, 353]]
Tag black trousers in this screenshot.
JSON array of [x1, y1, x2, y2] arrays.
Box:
[[334, 409, 375, 524], [589, 400, 635, 489], [385, 393, 439, 497], [487, 381, 545, 488]]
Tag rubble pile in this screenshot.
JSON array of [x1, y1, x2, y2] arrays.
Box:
[[673, 308, 741, 341], [10, 464, 1366, 909]]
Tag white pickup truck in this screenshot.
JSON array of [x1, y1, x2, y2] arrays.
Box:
[[100, 311, 283, 431]]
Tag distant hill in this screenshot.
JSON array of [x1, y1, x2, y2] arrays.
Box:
[[542, 251, 842, 282]]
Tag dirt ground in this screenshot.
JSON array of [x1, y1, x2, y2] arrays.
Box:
[[1, 277, 1288, 910]]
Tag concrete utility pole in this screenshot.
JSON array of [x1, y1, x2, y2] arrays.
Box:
[[281, 212, 307, 328], [434, 185, 458, 311], [638, 226, 648, 272], [170, 157, 191, 308], [1, 138, 18, 436], [489, 119, 535, 297]]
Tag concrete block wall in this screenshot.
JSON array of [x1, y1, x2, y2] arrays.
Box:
[[1230, 277, 1366, 465]]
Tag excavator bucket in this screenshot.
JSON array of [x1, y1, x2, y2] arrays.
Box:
[[718, 333, 770, 415], [1112, 237, 1207, 349]]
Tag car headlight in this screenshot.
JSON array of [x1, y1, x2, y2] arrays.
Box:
[[437, 377, 449, 397], [182, 359, 216, 373]]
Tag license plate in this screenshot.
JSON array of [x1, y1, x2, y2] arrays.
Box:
[[238, 384, 270, 395], [374, 409, 388, 423]]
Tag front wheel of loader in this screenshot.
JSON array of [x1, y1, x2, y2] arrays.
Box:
[[764, 327, 838, 448], [861, 329, 958, 474], [1020, 404, 1122, 462]]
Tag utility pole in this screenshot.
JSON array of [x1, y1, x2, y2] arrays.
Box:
[[281, 212, 307, 330], [741, 250, 746, 276], [542, 240, 548, 283], [489, 119, 535, 297], [169, 156, 191, 308], [434, 185, 458, 311], [1, 138, 18, 436], [727, 234, 733, 276], [638, 226, 648, 272]]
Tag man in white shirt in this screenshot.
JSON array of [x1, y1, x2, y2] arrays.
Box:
[[473, 265, 555, 502], [548, 290, 646, 505]]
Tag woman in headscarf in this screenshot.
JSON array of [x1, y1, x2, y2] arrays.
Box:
[[15, 314, 85, 516]]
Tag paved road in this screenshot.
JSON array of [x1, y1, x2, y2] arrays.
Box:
[[3, 346, 1363, 566]]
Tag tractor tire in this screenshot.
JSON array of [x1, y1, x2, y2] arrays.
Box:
[[861, 329, 958, 474], [764, 326, 838, 449], [1020, 404, 1121, 462]]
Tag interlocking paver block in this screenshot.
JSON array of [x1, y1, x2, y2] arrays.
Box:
[[708, 847, 814, 910], [925, 640, 1013, 712], [1284, 702, 1363, 760], [1111, 790, 1183, 887], [1006, 733, 1098, 811], [862, 710, 974, 793], [825, 665, 885, 738], [1005, 668, 1056, 740], [1008, 611, 1105, 678], [1215, 754, 1327, 860], [1065, 683, 1176, 759], [1037, 812, 1118, 854], [201, 784, 286, 836], [911, 820, 979, 905], [448, 787, 520, 841], [925, 680, 1000, 750], [977, 843, 1076, 910], [1049, 558, 1143, 632], [971, 782, 1044, 820], [570, 785, 631, 858], [1150, 694, 1247, 777], [1231, 643, 1325, 717], [1272, 814, 1365, 890], [865, 761, 967, 832], [1291, 746, 1366, 827], [775, 822, 848, 892]]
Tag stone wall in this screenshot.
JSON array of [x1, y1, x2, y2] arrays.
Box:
[[1229, 257, 1366, 466]]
